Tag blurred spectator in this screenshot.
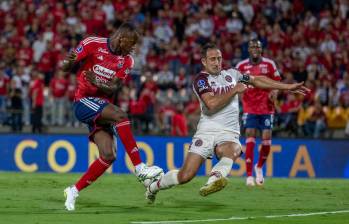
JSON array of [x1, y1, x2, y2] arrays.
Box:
[[304, 101, 327, 138], [50, 71, 68, 126], [29, 72, 44, 133], [171, 104, 188, 136], [0, 70, 9, 125], [275, 94, 302, 136], [66, 75, 78, 127], [10, 89, 23, 132]]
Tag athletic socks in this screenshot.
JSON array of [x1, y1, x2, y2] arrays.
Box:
[[257, 139, 271, 168], [245, 137, 256, 177], [75, 157, 113, 191], [114, 118, 142, 166], [149, 170, 179, 193], [206, 157, 233, 185]]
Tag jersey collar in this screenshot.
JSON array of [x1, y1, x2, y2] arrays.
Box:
[[249, 57, 262, 65]]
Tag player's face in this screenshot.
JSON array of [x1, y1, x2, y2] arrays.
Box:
[[118, 35, 137, 56], [111, 31, 138, 56], [248, 41, 262, 60], [202, 48, 222, 75]]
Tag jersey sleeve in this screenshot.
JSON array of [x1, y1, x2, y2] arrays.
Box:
[[227, 68, 250, 84], [269, 60, 281, 81], [74, 37, 97, 62], [115, 55, 134, 80], [192, 74, 212, 97]]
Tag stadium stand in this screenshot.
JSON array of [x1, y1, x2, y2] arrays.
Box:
[[0, 0, 348, 138]]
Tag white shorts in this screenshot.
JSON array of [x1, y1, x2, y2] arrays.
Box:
[[189, 130, 241, 159]]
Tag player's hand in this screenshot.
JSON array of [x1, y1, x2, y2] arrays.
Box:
[[62, 52, 77, 72], [67, 51, 77, 61], [84, 71, 97, 85], [233, 82, 247, 94], [287, 82, 311, 95], [269, 90, 278, 102]]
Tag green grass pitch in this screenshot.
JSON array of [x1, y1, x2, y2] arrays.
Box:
[[0, 172, 348, 224]]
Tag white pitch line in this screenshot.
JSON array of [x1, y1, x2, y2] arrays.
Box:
[[131, 210, 349, 224]]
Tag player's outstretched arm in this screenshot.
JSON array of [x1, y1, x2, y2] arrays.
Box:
[[85, 71, 122, 96], [201, 82, 247, 115], [248, 75, 310, 95], [62, 52, 78, 72]]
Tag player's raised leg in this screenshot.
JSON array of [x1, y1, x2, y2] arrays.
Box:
[[146, 152, 204, 204], [199, 142, 241, 196], [64, 130, 115, 211], [100, 104, 163, 182]]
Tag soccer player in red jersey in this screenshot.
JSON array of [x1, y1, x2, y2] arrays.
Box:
[[62, 22, 163, 211], [236, 39, 281, 187]]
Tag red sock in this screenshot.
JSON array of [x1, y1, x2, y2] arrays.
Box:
[[114, 119, 142, 166], [245, 137, 255, 177], [257, 139, 271, 168], [75, 157, 113, 191]]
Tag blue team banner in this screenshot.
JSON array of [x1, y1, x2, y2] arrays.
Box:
[[0, 134, 348, 178]]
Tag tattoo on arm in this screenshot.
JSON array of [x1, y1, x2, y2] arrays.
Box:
[[95, 80, 120, 95], [88, 73, 122, 95]]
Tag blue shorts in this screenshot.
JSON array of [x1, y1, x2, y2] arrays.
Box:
[[242, 113, 274, 130], [73, 97, 114, 141]]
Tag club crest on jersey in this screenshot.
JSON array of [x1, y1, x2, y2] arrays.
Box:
[[117, 61, 124, 68], [75, 45, 83, 53], [93, 64, 115, 78], [194, 139, 203, 146], [225, 76, 232, 83], [197, 79, 206, 88], [261, 68, 268, 74]]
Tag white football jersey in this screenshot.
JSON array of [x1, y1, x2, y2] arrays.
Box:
[[192, 68, 243, 134]]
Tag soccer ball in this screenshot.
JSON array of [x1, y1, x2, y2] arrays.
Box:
[[142, 170, 164, 188]]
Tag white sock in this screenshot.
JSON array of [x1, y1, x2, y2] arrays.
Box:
[[135, 163, 145, 172], [150, 170, 179, 193], [207, 157, 233, 185]]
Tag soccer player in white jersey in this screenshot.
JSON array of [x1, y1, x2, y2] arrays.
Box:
[[145, 43, 309, 203]]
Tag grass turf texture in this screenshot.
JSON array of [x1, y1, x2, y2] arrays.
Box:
[[0, 172, 348, 224]]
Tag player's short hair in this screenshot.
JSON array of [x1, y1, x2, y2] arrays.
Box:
[[248, 39, 262, 48], [201, 43, 219, 58], [116, 22, 140, 42]]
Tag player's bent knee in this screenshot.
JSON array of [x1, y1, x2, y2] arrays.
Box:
[[112, 109, 128, 122], [99, 150, 116, 162]]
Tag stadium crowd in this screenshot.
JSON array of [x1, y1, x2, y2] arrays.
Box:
[[0, 0, 349, 138]]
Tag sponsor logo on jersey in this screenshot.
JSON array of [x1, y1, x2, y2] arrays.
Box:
[[225, 75, 232, 83], [75, 45, 83, 53], [92, 64, 115, 79], [261, 68, 268, 74], [98, 47, 109, 54], [260, 64, 268, 68], [194, 139, 203, 147]]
